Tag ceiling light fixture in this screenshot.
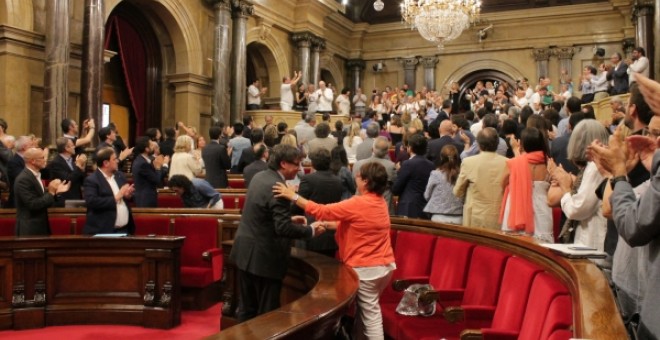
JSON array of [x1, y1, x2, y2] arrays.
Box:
[[401, 0, 481, 49]]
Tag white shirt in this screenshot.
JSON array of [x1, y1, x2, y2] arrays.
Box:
[[336, 95, 351, 116], [280, 83, 294, 109], [103, 172, 129, 228], [529, 92, 542, 113], [353, 93, 367, 108], [628, 56, 650, 84], [247, 84, 261, 105], [315, 88, 334, 112]]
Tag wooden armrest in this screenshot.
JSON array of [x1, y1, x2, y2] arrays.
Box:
[[391, 276, 430, 291], [460, 329, 483, 340], [202, 248, 223, 261], [443, 306, 464, 323]]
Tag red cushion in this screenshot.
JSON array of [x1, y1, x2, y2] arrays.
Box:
[[49, 216, 73, 235], [539, 295, 573, 339], [134, 216, 171, 236], [547, 329, 573, 340], [228, 178, 245, 189], [0, 218, 15, 236], [173, 217, 219, 268], [180, 266, 214, 287], [75, 216, 86, 234], [461, 246, 510, 307], [518, 272, 570, 340], [485, 257, 542, 332], [158, 193, 184, 208], [399, 313, 465, 340], [430, 238, 475, 295]]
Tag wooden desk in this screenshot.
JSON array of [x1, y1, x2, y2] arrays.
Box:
[[0, 235, 184, 330]]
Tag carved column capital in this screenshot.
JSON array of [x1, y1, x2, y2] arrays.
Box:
[[291, 32, 315, 48], [420, 56, 439, 68], [555, 47, 576, 60], [203, 0, 232, 11], [632, 0, 654, 21], [312, 37, 326, 51], [346, 59, 366, 70], [231, 0, 253, 18], [399, 57, 419, 70], [532, 48, 552, 61]]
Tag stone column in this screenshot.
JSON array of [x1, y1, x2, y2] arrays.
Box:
[[43, 0, 70, 145], [346, 59, 365, 92], [420, 56, 439, 91], [230, 0, 253, 124], [80, 0, 104, 136], [291, 32, 314, 86], [204, 0, 232, 124], [532, 48, 551, 80], [555, 47, 575, 87], [310, 38, 325, 86], [632, 0, 654, 77], [399, 57, 419, 91]]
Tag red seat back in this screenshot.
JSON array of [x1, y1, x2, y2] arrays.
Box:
[[228, 178, 245, 189], [518, 272, 570, 340], [546, 329, 573, 340], [158, 193, 184, 208], [490, 257, 542, 331], [429, 237, 475, 290], [392, 231, 436, 279], [461, 246, 510, 306], [552, 207, 562, 243], [134, 216, 171, 236], [173, 217, 219, 268], [0, 218, 14, 236], [540, 295, 573, 340], [49, 216, 73, 235], [75, 216, 86, 234]]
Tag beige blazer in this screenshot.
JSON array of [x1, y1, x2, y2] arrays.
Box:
[[454, 151, 508, 230]]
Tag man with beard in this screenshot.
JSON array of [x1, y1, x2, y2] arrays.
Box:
[[132, 136, 168, 207]]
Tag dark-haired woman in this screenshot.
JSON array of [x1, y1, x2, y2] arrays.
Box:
[[273, 162, 395, 339], [499, 127, 553, 242], [424, 145, 464, 224]]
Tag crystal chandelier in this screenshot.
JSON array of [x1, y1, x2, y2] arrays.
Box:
[[401, 0, 481, 48]]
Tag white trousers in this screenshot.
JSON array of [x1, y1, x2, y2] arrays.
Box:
[[353, 269, 394, 340]]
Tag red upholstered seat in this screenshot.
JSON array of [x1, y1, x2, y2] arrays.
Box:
[[382, 237, 474, 338], [539, 295, 573, 339], [482, 272, 570, 340], [228, 178, 245, 189], [49, 216, 73, 235], [75, 216, 86, 234], [552, 207, 562, 243], [133, 215, 171, 236], [0, 218, 15, 236], [173, 216, 223, 288], [158, 193, 184, 208], [221, 194, 246, 210], [463, 256, 542, 337], [398, 246, 510, 340]]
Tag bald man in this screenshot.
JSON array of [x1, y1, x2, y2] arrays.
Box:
[[426, 119, 464, 163], [15, 148, 70, 236]]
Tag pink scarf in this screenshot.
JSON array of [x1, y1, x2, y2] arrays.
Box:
[[499, 151, 546, 234]]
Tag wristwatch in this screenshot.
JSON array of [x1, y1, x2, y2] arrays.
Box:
[[610, 176, 628, 190]]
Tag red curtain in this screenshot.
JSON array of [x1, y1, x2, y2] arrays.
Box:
[[104, 16, 146, 134]]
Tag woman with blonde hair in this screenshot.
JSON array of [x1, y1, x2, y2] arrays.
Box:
[[169, 135, 203, 180], [342, 122, 363, 164]]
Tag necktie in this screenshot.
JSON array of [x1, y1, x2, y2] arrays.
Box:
[[67, 157, 74, 170]]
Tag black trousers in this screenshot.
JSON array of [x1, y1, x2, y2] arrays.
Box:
[[237, 269, 282, 322]]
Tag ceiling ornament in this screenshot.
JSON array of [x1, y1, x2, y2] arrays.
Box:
[[400, 0, 481, 49]]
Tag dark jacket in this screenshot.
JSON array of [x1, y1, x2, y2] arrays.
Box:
[[132, 154, 164, 207], [6, 153, 25, 208], [46, 154, 86, 206], [229, 169, 312, 280], [15, 168, 55, 236], [83, 170, 135, 235], [392, 155, 434, 219], [202, 140, 231, 188]]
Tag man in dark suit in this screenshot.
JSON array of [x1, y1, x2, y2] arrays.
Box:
[[202, 126, 231, 188], [243, 144, 269, 188], [61, 118, 95, 156], [427, 120, 464, 163], [229, 144, 324, 322], [607, 52, 629, 95], [96, 126, 132, 169], [550, 113, 584, 176], [15, 148, 70, 236], [159, 127, 176, 158], [47, 137, 88, 206], [132, 136, 168, 207], [6, 135, 33, 208], [83, 147, 136, 235], [292, 148, 343, 257], [392, 133, 434, 219]]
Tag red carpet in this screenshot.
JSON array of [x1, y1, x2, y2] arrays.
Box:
[[0, 303, 221, 340]]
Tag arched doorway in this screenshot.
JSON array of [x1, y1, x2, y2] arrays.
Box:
[[457, 69, 517, 93], [104, 2, 163, 144], [246, 42, 278, 109], [320, 69, 337, 90]]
